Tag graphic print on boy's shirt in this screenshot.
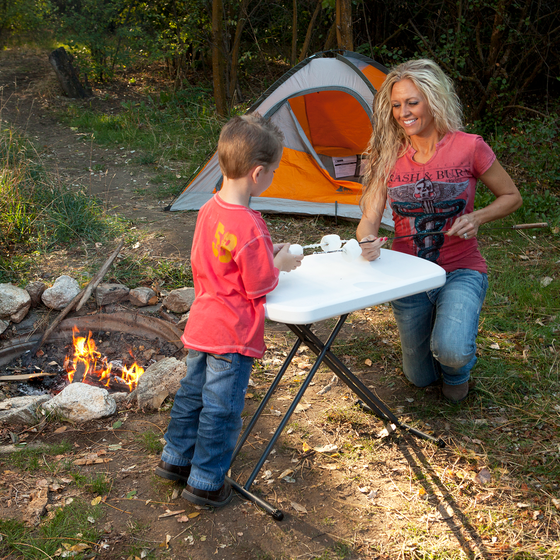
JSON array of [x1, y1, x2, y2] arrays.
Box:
[[388, 176, 469, 262]]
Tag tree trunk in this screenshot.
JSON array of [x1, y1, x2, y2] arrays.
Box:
[[291, 0, 298, 65], [336, 0, 353, 51], [229, 0, 252, 106], [324, 20, 337, 51], [212, 0, 227, 116], [48, 47, 91, 99], [299, 0, 322, 62]]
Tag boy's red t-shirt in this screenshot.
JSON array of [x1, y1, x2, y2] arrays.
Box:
[[387, 131, 496, 273], [182, 194, 280, 359]]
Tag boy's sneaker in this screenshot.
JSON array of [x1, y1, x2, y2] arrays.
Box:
[[155, 461, 191, 484], [182, 481, 233, 507]]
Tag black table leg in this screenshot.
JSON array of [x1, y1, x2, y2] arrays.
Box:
[[229, 316, 348, 517]]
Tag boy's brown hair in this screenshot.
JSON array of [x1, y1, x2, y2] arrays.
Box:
[[218, 114, 284, 179]]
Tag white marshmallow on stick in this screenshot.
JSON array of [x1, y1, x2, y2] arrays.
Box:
[[320, 234, 342, 252], [341, 238, 362, 261], [288, 244, 304, 256]]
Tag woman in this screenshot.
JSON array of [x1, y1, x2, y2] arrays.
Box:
[[357, 59, 522, 403]]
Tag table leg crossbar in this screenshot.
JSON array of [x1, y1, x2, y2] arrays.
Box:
[[228, 314, 444, 520]]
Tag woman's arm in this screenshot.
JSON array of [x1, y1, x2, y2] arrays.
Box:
[[446, 160, 523, 238], [356, 197, 388, 261]]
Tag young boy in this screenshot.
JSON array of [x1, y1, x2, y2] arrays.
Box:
[[155, 114, 303, 507]]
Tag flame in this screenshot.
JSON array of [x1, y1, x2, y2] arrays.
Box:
[[65, 327, 144, 391]]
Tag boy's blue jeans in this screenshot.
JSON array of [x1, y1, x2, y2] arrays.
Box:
[[161, 349, 253, 491], [391, 269, 488, 388]]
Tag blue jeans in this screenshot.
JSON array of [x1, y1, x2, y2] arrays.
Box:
[[161, 350, 253, 491], [391, 269, 488, 388]]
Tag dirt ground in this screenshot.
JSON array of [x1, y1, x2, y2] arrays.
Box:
[[0, 49, 531, 560]]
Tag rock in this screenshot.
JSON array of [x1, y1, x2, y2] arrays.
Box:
[[0, 395, 52, 424], [41, 276, 80, 310], [95, 283, 130, 307], [0, 319, 8, 335], [42, 383, 116, 422], [10, 303, 31, 324], [163, 287, 196, 314], [25, 281, 47, 307], [0, 283, 31, 319], [128, 357, 187, 409], [129, 287, 158, 307], [177, 313, 189, 330]]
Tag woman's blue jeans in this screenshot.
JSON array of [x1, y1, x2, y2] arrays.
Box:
[[391, 269, 488, 388], [161, 349, 253, 491]]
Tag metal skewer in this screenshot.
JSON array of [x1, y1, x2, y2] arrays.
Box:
[[359, 222, 549, 243]]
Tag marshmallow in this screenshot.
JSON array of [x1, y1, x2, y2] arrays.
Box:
[[288, 244, 304, 256], [320, 234, 342, 252], [341, 238, 361, 261]]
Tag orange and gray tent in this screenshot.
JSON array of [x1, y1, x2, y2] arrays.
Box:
[[168, 50, 393, 227]]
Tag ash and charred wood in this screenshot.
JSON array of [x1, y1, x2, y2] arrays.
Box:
[[25, 240, 125, 362], [48, 47, 91, 99]]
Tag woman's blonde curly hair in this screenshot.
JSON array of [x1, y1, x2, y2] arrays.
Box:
[[361, 59, 463, 220]]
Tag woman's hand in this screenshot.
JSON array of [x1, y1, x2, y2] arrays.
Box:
[[446, 213, 481, 240], [359, 235, 388, 261]]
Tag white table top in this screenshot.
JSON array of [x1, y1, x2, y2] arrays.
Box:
[[265, 248, 446, 324]]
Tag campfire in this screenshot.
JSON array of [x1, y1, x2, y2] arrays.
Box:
[[64, 327, 144, 392]]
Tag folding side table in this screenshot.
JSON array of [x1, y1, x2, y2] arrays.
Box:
[[226, 248, 446, 519]]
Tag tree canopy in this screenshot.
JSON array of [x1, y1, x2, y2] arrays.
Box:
[[3, 0, 559, 120]]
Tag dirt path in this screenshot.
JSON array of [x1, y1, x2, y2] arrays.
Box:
[[0, 48, 197, 260]]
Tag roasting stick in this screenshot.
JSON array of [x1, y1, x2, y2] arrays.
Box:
[[359, 222, 549, 243], [23, 239, 125, 363]]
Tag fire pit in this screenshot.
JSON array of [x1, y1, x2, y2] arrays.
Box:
[[0, 312, 184, 395]]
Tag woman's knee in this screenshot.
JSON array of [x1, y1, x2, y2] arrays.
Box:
[[432, 343, 474, 369]]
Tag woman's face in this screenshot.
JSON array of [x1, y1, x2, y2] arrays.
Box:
[[391, 79, 435, 139]]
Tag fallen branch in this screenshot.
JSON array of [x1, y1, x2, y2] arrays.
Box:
[[25, 239, 124, 361], [0, 372, 58, 382]]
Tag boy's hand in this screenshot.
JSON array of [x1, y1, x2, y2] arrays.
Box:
[[274, 244, 303, 272], [272, 243, 288, 256]]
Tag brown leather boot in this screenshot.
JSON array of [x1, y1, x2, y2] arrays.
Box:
[[442, 381, 469, 403], [155, 461, 191, 484], [182, 481, 233, 507]]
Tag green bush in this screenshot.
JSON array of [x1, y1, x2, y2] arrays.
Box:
[[473, 116, 560, 226]]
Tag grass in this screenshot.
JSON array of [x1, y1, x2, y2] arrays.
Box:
[[0, 500, 103, 559], [110, 253, 194, 289], [71, 472, 112, 495], [134, 430, 165, 454], [7, 442, 73, 472], [58, 88, 224, 200], [0, 127, 126, 283]]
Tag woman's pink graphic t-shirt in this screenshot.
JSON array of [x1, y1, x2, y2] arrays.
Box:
[[387, 131, 495, 273]]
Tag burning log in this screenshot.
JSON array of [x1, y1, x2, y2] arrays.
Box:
[[65, 327, 144, 392]]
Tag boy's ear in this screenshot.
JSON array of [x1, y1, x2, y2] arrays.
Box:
[[251, 165, 265, 183]]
